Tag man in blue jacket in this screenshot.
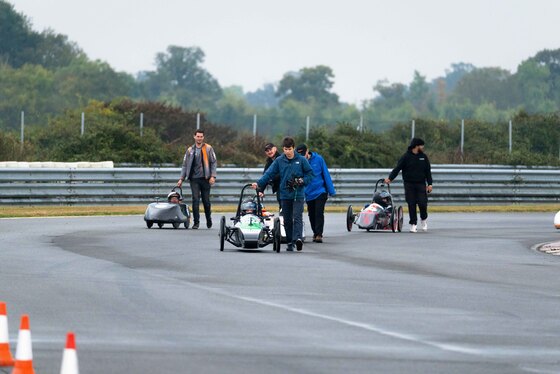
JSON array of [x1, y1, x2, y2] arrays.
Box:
[[252, 137, 314, 252], [296, 144, 336, 243]]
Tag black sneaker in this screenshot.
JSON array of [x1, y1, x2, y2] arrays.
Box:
[[286, 245, 294, 252], [192, 223, 199, 229], [296, 239, 303, 251], [207, 219, 212, 229]]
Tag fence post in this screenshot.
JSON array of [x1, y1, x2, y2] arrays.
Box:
[[196, 112, 200, 130], [460, 119, 465, 155], [140, 113, 144, 137], [306, 116, 310, 142], [411, 119, 415, 139], [508, 120, 512, 154], [20, 111, 24, 152], [253, 114, 257, 139], [80, 112, 85, 136], [359, 115, 364, 133]]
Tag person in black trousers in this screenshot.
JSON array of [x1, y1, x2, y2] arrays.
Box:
[[385, 138, 433, 233]]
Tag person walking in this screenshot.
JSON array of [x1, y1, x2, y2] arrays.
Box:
[[296, 144, 336, 243], [262, 142, 282, 211], [252, 137, 313, 251], [384, 138, 433, 233], [177, 129, 217, 229]]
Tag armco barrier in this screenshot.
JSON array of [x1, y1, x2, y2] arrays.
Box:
[[0, 165, 559, 205]]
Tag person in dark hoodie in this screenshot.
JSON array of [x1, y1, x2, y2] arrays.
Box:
[[262, 143, 282, 211], [384, 138, 433, 233], [252, 137, 314, 252]]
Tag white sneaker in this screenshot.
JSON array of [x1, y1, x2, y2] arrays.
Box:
[[409, 224, 417, 233], [421, 220, 428, 232]]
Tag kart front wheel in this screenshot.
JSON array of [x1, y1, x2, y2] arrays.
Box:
[[390, 208, 397, 232], [172, 222, 180, 229], [219, 216, 226, 251], [346, 205, 354, 232], [146, 221, 153, 229], [158, 223, 164, 229], [273, 217, 281, 253], [184, 216, 190, 229]]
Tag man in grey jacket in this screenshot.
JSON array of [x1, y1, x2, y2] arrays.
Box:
[[177, 129, 217, 229]]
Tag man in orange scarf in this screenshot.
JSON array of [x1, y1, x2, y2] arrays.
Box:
[[177, 129, 217, 229]]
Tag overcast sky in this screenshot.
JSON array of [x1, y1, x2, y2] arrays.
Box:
[[10, 0, 560, 104]]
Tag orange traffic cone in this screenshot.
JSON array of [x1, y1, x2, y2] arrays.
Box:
[[60, 332, 78, 374], [0, 301, 14, 366], [11, 315, 34, 374]]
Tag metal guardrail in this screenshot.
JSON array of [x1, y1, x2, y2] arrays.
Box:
[[0, 165, 559, 205]]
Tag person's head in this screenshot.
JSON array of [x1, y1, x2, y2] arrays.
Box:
[[193, 129, 205, 146], [281, 137, 296, 159], [408, 137, 425, 153], [167, 191, 181, 204], [296, 144, 309, 159], [264, 143, 277, 159], [241, 199, 257, 215]]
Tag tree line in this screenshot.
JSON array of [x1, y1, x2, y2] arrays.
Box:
[[1, 1, 559, 167]]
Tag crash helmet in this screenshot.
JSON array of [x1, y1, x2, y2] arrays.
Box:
[[379, 191, 391, 206], [167, 191, 181, 202], [241, 199, 257, 215]]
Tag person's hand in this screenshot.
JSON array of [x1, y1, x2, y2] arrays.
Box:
[[209, 176, 216, 186], [258, 191, 264, 197], [427, 185, 433, 193], [251, 183, 258, 190], [177, 179, 183, 187], [384, 178, 391, 184]]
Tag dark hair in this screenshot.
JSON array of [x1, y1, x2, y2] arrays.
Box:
[[281, 137, 295, 149], [194, 129, 205, 136]]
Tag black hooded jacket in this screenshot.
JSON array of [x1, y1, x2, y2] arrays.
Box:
[[388, 150, 433, 185], [263, 151, 281, 193]]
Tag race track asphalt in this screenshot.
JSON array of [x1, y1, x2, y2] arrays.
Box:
[[1, 212, 559, 374]]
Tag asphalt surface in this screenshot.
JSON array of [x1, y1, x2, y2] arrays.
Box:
[[1, 212, 560, 373]]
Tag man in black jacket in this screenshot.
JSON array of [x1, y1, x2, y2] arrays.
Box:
[[385, 138, 433, 233], [262, 143, 282, 211]]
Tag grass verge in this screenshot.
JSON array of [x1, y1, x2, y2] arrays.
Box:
[[1, 204, 559, 218]]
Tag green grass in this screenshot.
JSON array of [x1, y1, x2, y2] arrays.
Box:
[[1, 204, 559, 218]]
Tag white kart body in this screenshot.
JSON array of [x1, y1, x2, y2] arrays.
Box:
[[554, 210, 560, 229]]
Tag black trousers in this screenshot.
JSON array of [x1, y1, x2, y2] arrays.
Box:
[[190, 178, 212, 224], [404, 182, 428, 225], [306, 192, 328, 237]]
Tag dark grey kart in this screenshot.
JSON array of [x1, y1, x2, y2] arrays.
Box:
[[144, 187, 191, 229]]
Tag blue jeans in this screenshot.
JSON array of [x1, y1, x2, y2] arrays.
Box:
[[281, 199, 304, 246]]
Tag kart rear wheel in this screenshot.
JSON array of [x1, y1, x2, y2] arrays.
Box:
[[219, 216, 226, 251], [390, 208, 397, 233], [172, 222, 180, 229], [146, 221, 153, 229], [397, 206, 404, 232], [184, 216, 190, 229], [346, 205, 354, 232], [158, 223, 164, 229], [273, 217, 281, 253]]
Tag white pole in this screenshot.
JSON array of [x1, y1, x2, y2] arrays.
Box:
[[20, 111, 24, 151], [140, 112, 144, 137], [253, 114, 257, 138], [411, 120, 415, 139], [196, 112, 200, 130], [359, 115, 364, 132], [81, 112, 85, 136], [306, 116, 310, 142], [508, 120, 512, 154], [460, 119, 465, 154]]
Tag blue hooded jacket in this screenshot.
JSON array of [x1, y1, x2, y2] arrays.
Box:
[[305, 152, 336, 201], [257, 153, 314, 200]]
